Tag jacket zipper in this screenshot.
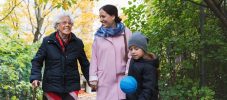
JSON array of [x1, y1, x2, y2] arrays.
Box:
[[49, 39, 67, 92]]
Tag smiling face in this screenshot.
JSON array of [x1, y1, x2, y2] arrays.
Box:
[[129, 45, 145, 60], [99, 9, 116, 28], [57, 16, 73, 35]]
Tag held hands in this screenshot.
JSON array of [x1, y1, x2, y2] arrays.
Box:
[[89, 80, 98, 91], [32, 80, 40, 89]]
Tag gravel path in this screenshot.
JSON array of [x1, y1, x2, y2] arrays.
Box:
[[78, 92, 96, 100]]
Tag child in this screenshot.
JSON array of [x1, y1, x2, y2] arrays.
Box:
[[126, 32, 159, 100]]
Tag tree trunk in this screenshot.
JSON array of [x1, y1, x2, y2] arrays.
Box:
[[199, 3, 206, 87], [204, 0, 227, 28], [33, 1, 44, 43]]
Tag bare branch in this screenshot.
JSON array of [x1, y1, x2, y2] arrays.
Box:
[[0, 0, 23, 22], [204, 0, 227, 27], [43, 5, 57, 17], [13, 10, 19, 31], [25, 0, 35, 35], [42, 16, 51, 36]]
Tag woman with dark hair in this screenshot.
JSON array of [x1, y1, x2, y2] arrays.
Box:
[[89, 4, 132, 100]]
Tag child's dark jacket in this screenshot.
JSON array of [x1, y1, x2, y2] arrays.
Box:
[[126, 56, 159, 100]]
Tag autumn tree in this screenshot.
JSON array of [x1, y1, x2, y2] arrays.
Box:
[[70, 0, 96, 59], [22, 0, 81, 43], [0, 0, 22, 22], [1, 0, 95, 43]]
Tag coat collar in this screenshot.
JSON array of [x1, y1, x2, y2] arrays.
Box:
[[48, 31, 78, 42]]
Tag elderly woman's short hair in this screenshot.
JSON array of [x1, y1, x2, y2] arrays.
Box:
[[53, 12, 74, 30]]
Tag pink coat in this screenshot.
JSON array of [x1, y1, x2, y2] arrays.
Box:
[[89, 27, 132, 100]]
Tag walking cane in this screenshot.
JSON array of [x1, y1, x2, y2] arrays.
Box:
[[32, 87, 37, 100], [32, 81, 40, 100]]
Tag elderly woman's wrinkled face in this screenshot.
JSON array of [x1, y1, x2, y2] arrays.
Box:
[[99, 9, 115, 28], [57, 16, 73, 35]]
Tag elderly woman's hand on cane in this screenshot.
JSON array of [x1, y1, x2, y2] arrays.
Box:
[[32, 80, 40, 89]]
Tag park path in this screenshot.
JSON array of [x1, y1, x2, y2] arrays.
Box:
[[78, 91, 96, 100]]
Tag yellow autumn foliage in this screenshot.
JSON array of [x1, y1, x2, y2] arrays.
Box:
[[1, 0, 95, 59]]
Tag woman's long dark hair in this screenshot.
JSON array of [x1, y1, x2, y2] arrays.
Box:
[[100, 4, 122, 23]]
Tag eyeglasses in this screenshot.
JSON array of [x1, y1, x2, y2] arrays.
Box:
[[59, 21, 73, 25]]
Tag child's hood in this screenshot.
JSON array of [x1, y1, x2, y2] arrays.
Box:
[[146, 53, 159, 68]]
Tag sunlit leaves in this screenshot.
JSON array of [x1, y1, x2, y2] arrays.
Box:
[[71, 0, 95, 60], [122, 3, 147, 32], [192, 0, 203, 4]]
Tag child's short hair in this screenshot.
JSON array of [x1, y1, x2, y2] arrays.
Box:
[[128, 32, 148, 52]]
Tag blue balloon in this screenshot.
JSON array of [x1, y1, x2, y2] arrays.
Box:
[[120, 76, 137, 94]]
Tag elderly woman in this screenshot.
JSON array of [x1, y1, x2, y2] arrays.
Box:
[[30, 12, 90, 100]]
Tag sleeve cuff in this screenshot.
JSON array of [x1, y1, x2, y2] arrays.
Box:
[[89, 75, 98, 81], [125, 69, 128, 75]]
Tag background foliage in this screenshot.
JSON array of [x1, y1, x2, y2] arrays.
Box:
[[0, 25, 42, 99], [123, 0, 227, 99]]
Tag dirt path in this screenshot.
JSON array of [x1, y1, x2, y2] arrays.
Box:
[[78, 92, 96, 100]]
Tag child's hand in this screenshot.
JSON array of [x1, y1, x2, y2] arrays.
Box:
[[125, 72, 128, 76]]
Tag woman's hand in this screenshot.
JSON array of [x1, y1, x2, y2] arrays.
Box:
[[89, 80, 98, 91], [32, 80, 40, 89]]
